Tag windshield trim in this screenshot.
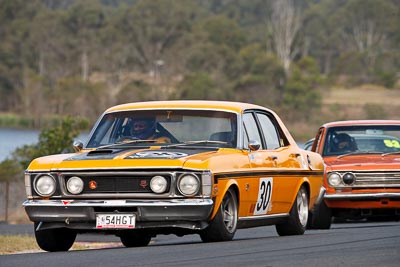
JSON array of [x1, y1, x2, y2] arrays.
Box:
[[84, 108, 240, 149]]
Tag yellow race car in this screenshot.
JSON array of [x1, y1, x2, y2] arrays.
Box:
[[23, 100, 325, 252]]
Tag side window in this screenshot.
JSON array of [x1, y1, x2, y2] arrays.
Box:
[[243, 113, 264, 149], [256, 113, 280, 150]]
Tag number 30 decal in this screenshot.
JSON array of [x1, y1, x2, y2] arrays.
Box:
[[254, 177, 273, 215]]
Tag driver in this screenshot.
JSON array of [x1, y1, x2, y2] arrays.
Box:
[[130, 117, 170, 143], [332, 133, 356, 153]]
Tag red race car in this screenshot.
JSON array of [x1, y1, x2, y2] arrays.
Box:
[[309, 120, 400, 229]]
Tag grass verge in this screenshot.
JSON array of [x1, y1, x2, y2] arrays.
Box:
[[0, 235, 122, 255], [0, 234, 40, 255]]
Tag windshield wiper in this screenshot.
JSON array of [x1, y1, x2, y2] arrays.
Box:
[[337, 151, 382, 159], [166, 140, 229, 148], [382, 151, 400, 157]]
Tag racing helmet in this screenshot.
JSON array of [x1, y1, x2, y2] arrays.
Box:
[[131, 117, 156, 139]]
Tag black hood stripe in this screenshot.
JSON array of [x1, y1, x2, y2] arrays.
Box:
[[65, 147, 217, 161]]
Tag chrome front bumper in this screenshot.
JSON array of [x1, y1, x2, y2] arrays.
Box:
[[23, 198, 214, 230], [324, 192, 400, 200], [315, 186, 326, 205]]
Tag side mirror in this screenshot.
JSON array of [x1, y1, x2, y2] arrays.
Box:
[[73, 140, 83, 152], [248, 140, 260, 151]]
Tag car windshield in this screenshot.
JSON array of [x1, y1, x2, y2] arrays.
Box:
[[322, 125, 400, 157], [86, 109, 238, 148]]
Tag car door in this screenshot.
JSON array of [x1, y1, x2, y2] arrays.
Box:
[[242, 112, 278, 217], [252, 111, 305, 215]]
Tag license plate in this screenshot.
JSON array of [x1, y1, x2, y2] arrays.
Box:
[[96, 214, 136, 229]]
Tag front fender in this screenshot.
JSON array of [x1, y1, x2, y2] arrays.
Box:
[[209, 179, 239, 220], [291, 178, 311, 208]]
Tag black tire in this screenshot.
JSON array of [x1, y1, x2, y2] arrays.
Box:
[[276, 186, 309, 236], [310, 200, 332, 229], [200, 188, 238, 242], [34, 222, 77, 252], [119, 230, 151, 247]]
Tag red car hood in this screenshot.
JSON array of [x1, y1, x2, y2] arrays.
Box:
[[323, 154, 400, 171]]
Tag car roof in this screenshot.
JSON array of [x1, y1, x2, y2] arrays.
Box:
[[105, 100, 273, 114], [321, 120, 400, 128]]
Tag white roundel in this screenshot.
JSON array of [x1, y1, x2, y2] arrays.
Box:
[[129, 151, 188, 159], [254, 177, 273, 215]]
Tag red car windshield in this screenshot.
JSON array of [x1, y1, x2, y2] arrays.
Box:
[[322, 125, 400, 156]]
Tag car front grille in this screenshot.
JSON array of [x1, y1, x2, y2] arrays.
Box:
[[352, 171, 400, 188], [62, 172, 172, 195], [79, 176, 157, 193]]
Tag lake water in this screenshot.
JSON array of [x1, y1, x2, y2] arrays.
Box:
[[0, 128, 89, 162]]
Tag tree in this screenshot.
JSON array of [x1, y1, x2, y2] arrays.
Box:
[[50, 77, 109, 121], [115, 0, 197, 73], [174, 72, 222, 100], [64, 0, 107, 81], [338, 0, 396, 68], [281, 57, 322, 122], [0, 0, 44, 111], [268, 0, 302, 75], [302, 0, 343, 75], [233, 44, 285, 106], [12, 116, 87, 169], [29, 9, 71, 82]]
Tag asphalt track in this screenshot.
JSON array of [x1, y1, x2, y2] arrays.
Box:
[[1, 221, 399, 267]]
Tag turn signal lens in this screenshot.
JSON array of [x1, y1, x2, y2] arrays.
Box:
[[89, 180, 97, 190]]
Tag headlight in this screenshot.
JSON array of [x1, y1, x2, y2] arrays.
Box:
[[178, 174, 200, 196], [150, 176, 168, 194], [342, 172, 355, 185], [327, 172, 341, 186], [66, 176, 84, 194], [34, 175, 56, 196]]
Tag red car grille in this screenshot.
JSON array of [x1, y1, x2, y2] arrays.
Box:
[[353, 171, 400, 188]]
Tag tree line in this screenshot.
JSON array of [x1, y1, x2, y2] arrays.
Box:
[[0, 0, 399, 127]]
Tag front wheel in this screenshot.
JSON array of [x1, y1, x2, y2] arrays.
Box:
[[119, 230, 151, 247], [34, 222, 77, 252], [276, 186, 308, 236], [309, 200, 332, 229], [200, 188, 238, 242]]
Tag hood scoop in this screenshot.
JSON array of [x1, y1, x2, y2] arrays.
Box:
[[87, 149, 115, 156], [126, 151, 188, 159], [65, 149, 125, 161]]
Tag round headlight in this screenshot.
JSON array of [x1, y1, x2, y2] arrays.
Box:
[[67, 176, 84, 194], [150, 176, 168, 194], [35, 175, 56, 196], [328, 172, 341, 186], [178, 174, 200, 196], [342, 172, 355, 185]]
